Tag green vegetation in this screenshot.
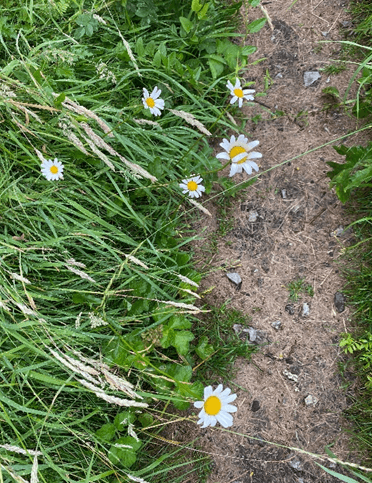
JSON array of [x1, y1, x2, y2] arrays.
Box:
[[287, 278, 314, 302], [0, 0, 268, 481]]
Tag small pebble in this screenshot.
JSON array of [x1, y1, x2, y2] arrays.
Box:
[[301, 302, 310, 317], [271, 320, 281, 330], [289, 458, 302, 470], [227, 272, 242, 287], [330, 226, 344, 237], [251, 400, 260, 412], [248, 211, 258, 222], [281, 189, 287, 199], [283, 369, 298, 383], [285, 304, 295, 315], [334, 291, 346, 313], [304, 394, 318, 406], [304, 71, 321, 87], [275, 73, 283, 79]]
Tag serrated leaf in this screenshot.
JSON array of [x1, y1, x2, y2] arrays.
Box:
[[95, 423, 116, 442], [179, 16, 193, 34], [173, 330, 194, 356], [195, 336, 215, 360], [247, 17, 267, 33], [241, 45, 257, 56]]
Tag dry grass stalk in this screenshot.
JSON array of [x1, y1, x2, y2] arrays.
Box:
[[50, 349, 102, 385], [78, 379, 148, 408], [11, 273, 31, 284], [177, 274, 199, 288], [14, 104, 42, 124], [126, 255, 149, 269], [102, 369, 141, 400], [0, 300, 10, 311], [1, 466, 29, 483], [15, 303, 36, 316], [60, 96, 114, 137], [65, 264, 96, 283], [31, 455, 39, 483], [133, 118, 162, 128], [168, 109, 212, 136], [126, 474, 150, 483], [65, 258, 86, 268], [158, 300, 201, 312], [0, 445, 42, 456], [179, 288, 200, 299], [59, 121, 89, 155], [80, 122, 157, 182], [259, 4, 274, 30], [81, 134, 116, 171], [117, 33, 141, 77], [226, 112, 238, 126], [128, 423, 140, 442], [188, 198, 212, 216]]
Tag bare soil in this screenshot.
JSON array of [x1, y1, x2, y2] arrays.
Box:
[[177, 1, 372, 482]]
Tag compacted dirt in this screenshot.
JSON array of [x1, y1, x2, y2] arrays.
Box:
[[175, 1, 371, 482]]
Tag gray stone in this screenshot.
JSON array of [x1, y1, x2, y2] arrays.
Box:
[[233, 325, 270, 345], [301, 302, 310, 317], [227, 272, 241, 287], [330, 226, 344, 237], [322, 31, 329, 37], [304, 394, 318, 406], [283, 369, 298, 382], [334, 291, 346, 313], [304, 71, 321, 87], [275, 73, 283, 79], [288, 457, 302, 470], [281, 189, 287, 199], [285, 304, 295, 315], [248, 210, 258, 222], [271, 320, 281, 330], [251, 400, 260, 412]]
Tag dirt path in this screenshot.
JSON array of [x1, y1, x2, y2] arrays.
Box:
[[190, 1, 368, 482]]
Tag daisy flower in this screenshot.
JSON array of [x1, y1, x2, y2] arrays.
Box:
[[179, 175, 205, 198], [194, 384, 237, 428], [142, 86, 164, 117], [226, 79, 255, 108], [216, 134, 262, 177], [41, 158, 64, 181]]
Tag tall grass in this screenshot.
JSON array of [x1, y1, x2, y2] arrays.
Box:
[[0, 0, 262, 481]]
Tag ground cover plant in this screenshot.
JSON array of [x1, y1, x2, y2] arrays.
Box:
[[0, 0, 266, 481]]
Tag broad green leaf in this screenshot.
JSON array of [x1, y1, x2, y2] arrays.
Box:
[[241, 45, 257, 56], [153, 50, 162, 68], [246, 17, 267, 33], [95, 423, 116, 442], [195, 336, 215, 360], [74, 26, 85, 39], [76, 13, 91, 26], [114, 411, 136, 430], [167, 315, 192, 330], [197, 3, 209, 19], [108, 437, 141, 468], [316, 464, 361, 483], [136, 37, 145, 57], [173, 330, 194, 356], [179, 16, 193, 34], [85, 23, 94, 37], [248, 0, 261, 5], [207, 57, 225, 79], [191, 0, 202, 12], [138, 413, 154, 428]]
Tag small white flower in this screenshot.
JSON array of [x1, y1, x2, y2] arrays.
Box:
[[142, 87, 164, 117], [226, 79, 255, 108], [194, 384, 237, 428], [41, 158, 64, 181], [179, 175, 205, 198], [216, 134, 262, 177]]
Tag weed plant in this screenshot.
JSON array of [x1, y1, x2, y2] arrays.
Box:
[[0, 0, 267, 481]]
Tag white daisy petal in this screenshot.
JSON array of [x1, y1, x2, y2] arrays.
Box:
[[209, 416, 217, 427], [230, 96, 238, 105], [237, 134, 246, 143], [242, 163, 253, 175], [225, 393, 237, 403], [226, 80, 234, 90], [223, 404, 238, 413], [155, 99, 164, 109], [231, 135, 236, 144], [243, 89, 255, 95], [143, 88, 149, 98], [216, 152, 230, 160], [234, 79, 240, 89], [229, 163, 240, 177], [232, 152, 248, 163], [238, 97, 243, 108], [216, 411, 234, 428], [180, 176, 205, 199], [250, 161, 260, 172], [214, 384, 224, 395], [248, 152, 262, 160], [220, 387, 231, 398], [199, 185, 205, 192], [244, 95, 255, 101], [204, 386, 213, 398], [221, 139, 231, 151], [247, 140, 260, 150], [152, 87, 161, 99], [194, 401, 204, 409]]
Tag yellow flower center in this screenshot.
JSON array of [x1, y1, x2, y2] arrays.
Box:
[[187, 180, 198, 191], [146, 97, 155, 108], [204, 395, 222, 416], [50, 165, 59, 174], [230, 145, 247, 164], [233, 88, 244, 98]]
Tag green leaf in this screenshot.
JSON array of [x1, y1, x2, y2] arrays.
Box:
[[74, 26, 86, 39], [167, 315, 192, 330], [352, 100, 372, 119], [207, 56, 225, 79], [136, 37, 145, 57], [322, 86, 340, 98], [315, 464, 361, 483], [248, 0, 261, 5], [54, 92, 66, 108], [195, 336, 215, 360], [241, 45, 257, 56], [114, 411, 136, 430], [172, 365, 192, 382], [246, 17, 267, 33], [108, 437, 141, 468], [160, 326, 174, 349], [76, 13, 91, 26], [95, 423, 116, 442], [191, 0, 202, 11], [197, 3, 209, 19], [138, 413, 154, 428], [173, 330, 194, 356], [85, 23, 94, 36], [179, 16, 193, 34], [153, 50, 162, 68]]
